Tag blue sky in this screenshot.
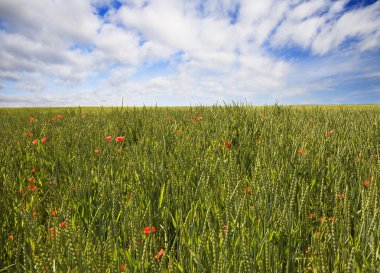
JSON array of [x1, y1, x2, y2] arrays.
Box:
[[0, 0, 379, 107]]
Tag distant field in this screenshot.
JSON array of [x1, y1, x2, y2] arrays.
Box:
[[1, 105, 379, 272]]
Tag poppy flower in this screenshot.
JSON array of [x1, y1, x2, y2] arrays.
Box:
[[28, 132, 33, 137], [19, 188, 23, 194], [51, 210, 57, 216], [155, 248, 165, 259], [197, 116, 203, 121], [224, 141, 231, 149], [41, 138, 47, 143], [297, 149, 303, 155], [9, 235, 14, 241], [95, 149, 100, 155], [315, 231, 321, 237], [121, 263, 126, 272], [32, 211, 38, 217], [106, 136, 112, 142], [195, 111, 199, 115], [28, 177, 35, 183], [326, 130, 334, 136], [143, 226, 157, 234], [57, 115, 62, 119], [307, 213, 315, 219], [116, 136, 124, 143], [328, 217, 334, 222], [336, 194, 344, 199], [191, 119, 196, 123], [49, 227, 55, 238], [363, 180, 369, 187], [32, 139, 38, 145], [243, 187, 251, 194], [51, 118, 56, 122], [32, 168, 36, 173], [60, 222, 66, 228], [27, 185, 37, 191]]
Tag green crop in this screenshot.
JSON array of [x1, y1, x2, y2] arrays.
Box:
[[0, 104, 379, 272]]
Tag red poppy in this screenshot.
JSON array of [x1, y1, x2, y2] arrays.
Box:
[[28, 177, 35, 183], [32, 139, 38, 145], [243, 187, 251, 194], [60, 222, 66, 228], [307, 213, 315, 219], [51, 210, 57, 216], [32, 211, 38, 217], [195, 111, 199, 115], [155, 248, 165, 259], [9, 235, 14, 241], [315, 231, 321, 237], [191, 119, 196, 123], [27, 185, 37, 191], [57, 114, 62, 119], [116, 136, 124, 143], [31, 168, 36, 173], [19, 188, 23, 194], [41, 138, 47, 143], [95, 149, 100, 155], [297, 149, 303, 155], [51, 118, 56, 122], [197, 116, 203, 121], [224, 141, 231, 149], [106, 136, 112, 142], [28, 132, 33, 137], [328, 217, 334, 222], [49, 227, 55, 238], [336, 194, 344, 199], [121, 263, 126, 272], [143, 226, 157, 234], [326, 130, 334, 136], [363, 180, 369, 187]]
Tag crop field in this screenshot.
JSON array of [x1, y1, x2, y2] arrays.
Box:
[[0, 105, 379, 272]]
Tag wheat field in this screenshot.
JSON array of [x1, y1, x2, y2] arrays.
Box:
[[0, 105, 379, 272]]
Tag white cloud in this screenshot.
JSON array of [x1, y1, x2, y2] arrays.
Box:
[[288, 0, 327, 21], [312, 1, 380, 54], [0, 0, 379, 106]]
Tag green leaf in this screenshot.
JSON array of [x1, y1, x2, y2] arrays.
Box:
[[159, 182, 165, 208]]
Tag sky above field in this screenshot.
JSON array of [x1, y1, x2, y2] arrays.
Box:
[[0, 0, 379, 107]]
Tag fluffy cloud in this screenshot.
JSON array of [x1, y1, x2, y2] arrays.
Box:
[[0, 0, 379, 107]]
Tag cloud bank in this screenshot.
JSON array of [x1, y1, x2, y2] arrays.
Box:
[[0, 0, 379, 106]]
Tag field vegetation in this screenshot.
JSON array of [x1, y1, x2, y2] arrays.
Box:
[[0, 105, 379, 272]]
